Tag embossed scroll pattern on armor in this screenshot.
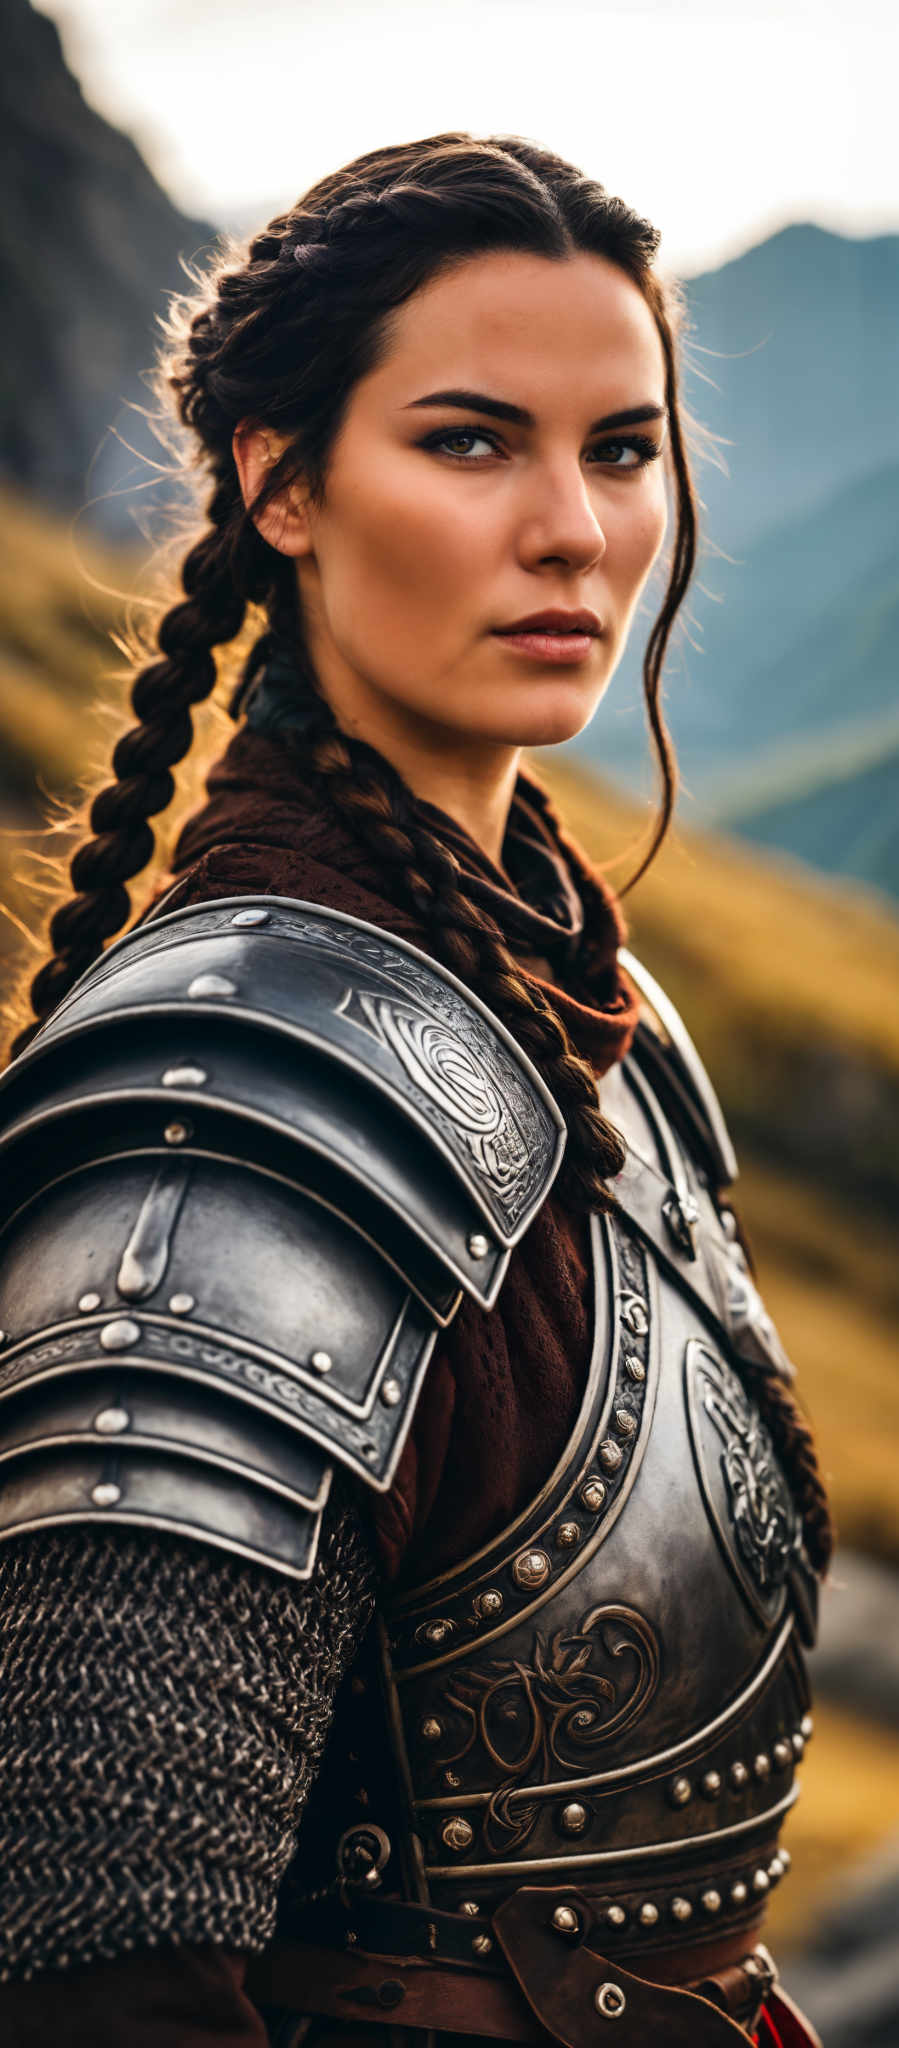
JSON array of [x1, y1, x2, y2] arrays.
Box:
[[688, 1342, 799, 1608], [424, 1603, 660, 1854]]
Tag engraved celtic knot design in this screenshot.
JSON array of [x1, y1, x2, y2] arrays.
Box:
[[337, 986, 529, 1191], [697, 1350, 799, 1595], [431, 1605, 659, 1853]]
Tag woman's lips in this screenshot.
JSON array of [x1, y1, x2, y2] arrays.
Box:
[[492, 629, 596, 664]]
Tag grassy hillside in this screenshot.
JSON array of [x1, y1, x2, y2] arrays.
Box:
[[2, 485, 897, 1564]]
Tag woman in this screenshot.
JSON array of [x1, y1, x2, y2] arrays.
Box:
[[0, 133, 829, 2047]]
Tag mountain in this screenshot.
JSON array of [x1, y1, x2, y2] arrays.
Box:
[[1, 0, 215, 529], [727, 739, 899, 900]]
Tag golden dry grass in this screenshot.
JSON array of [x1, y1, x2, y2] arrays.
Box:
[[764, 1701, 899, 1946]]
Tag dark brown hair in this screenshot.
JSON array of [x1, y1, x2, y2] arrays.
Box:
[[8, 131, 832, 1569]]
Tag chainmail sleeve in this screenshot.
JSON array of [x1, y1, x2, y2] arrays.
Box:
[[0, 1485, 377, 1982]]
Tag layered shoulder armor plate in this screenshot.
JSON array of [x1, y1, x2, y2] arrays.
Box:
[[0, 897, 565, 1578]]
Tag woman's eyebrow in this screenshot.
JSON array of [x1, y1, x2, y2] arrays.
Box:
[[403, 389, 667, 432]]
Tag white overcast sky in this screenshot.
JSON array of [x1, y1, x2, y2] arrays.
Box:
[[41, 0, 899, 275]]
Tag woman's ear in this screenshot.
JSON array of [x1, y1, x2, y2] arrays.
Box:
[[232, 422, 312, 557]]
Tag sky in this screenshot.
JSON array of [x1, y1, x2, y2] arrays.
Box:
[[42, 0, 899, 277]]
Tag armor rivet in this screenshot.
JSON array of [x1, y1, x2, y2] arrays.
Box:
[[730, 1881, 749, 1906], [420, 1718, 443, 1742], [779, 1848, 792, 1873], [162, 1065, 207, 1088], [164, 1121, 192, 1146], [701, 1890, 722, 1915], [99, 1318, 141, 1352], [752, 1868, 770, 1894], [729, 1761, 749, 1790], [168, 1293, 195, 1316], [606, 1905, 627, 1929], [94, 1407, 130, 1435], [579, 1478, 606, 1512], [556, 1522, 581, 1549], [472, 1934, 493, 1956], [551, 1905, 581, 1937], [791, 1732, 805, 1759], [441, 1817, 474, 1852], [91, 1482, 122, 1508], [512, 1549, 551, 1590], [231, 908, 270, 926], [669, 1777, 692, 1808], [772, 1741, 792, 1770], [309, 1351, 333, 1376], [622, 1297, 648, 1336], [559, 1802, 589, 1837], [473, 1589, 503, 1620], [423, 1620, 454, 1646], [444, 1771, 461, 1788], [623, 1354, 645, 1383], [381, 1378, 402, 1407], [595, 1982, 627, 2020], [614, 1409, 637, 1439], [638, 1902, 658, 1927], [78, 1292, 102, 1314], [701, 1771, 722, 1798], [753, 1753, 771, 1780], [467, 1233, 491, 1261], [800, 1713, 813, 1741], [459, 1901, 480, 1916], [0, 1332, 6, 1347], [768, 1857, 784, 1882], [671, 1897, 693, 1923], [599, 1439, 623, 1474], [187, 973, 237, 999]]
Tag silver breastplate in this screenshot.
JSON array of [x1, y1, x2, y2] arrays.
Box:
[[377, 1056, 816, 1962]]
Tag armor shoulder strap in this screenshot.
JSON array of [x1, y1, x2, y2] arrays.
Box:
[[619, 947, 739, 1189], [0, 897, 565, 1580]]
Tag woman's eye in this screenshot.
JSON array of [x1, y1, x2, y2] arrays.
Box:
[[424, 427, 499, 461], [589, 436, 661, 470]]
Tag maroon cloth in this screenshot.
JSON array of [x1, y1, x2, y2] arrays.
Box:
[[0, 1945, 267, 2046], [156, 725, 639, 1582]]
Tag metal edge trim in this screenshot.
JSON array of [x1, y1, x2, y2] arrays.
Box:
[[425, 1784, 800, 1880], [0, 1500, 326, 1584], [619, 949, 738, 1186], [0, 1428, 334, 1515]]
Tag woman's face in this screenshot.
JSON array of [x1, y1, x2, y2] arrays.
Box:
[[249, 249, 670, 762]]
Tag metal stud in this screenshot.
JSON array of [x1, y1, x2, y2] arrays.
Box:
[[701, 1890, 722, 1915], [614, 1409, 637, 1438], [579, 1477, 606, 1511], [94, 1408, 130, 1436], [730, 1881, 748, 1907], [421, 1619, 454, 1646], [231, 908, 270, 927], [444, 1771, 461, 1788], [472, 1933, 492, 1956], [701, 1771, 722, 1798], [168, 1293, 195, 1316], [309, 1350, 333, 1376], [187, 973, 237, 999], [773, 1740, 792, 1770], [729, 1761, 749, 1790], [792, 1732, 805, 1759], [623, 1353, 645, 1383], [551, 1905, 581, 1937], [559, 1802, 589, 1836], [779, 1848, 792, 1873], [606, 1905, 627, 1929], [622, 1296, 648, 1336], [768, 1857, 784, 1883], [512, 1549, 550, 1590], [162, 1065, 207, 1088], [599, 1439, 623, 1474], [441, 1817, 474, 1852], [752, 1868, 770, 1894], [473, 1589, 503, 1620], [595, 1983, 627, 2020], [381, 1378, 402, 1407], [78, 1292, 101, 1314], [556, 1522, 581, 1549], [753, 1752, 771, 1779], [420, 1718, 443, 1742], [800, 1713, 814, 1740], [91, 1482, 122, 1508], [638, 1902, 658, 1927], [99, 1318, 141, 1352], [163, 1121, 192, 1146], [459, 1901, 480, 1916], [467, 1233, 490, 1261], [671, 1897, 693, 1923], [669, 1776, 692, 1808]]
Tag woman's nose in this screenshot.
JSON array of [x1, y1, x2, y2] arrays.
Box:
[[518, 465, 607, 570]]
